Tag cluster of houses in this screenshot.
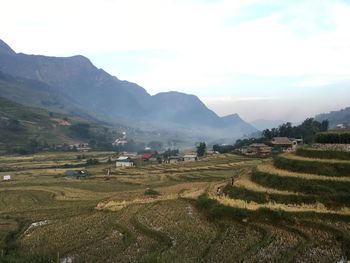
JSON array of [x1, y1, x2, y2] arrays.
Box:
[[115, 151, 198, 167], [49, 143, 91, 152], [241, 137, 303, 157], [112, 132, 128, 147]]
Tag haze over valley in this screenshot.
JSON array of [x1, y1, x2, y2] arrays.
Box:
[[1, 1, 350, 262]]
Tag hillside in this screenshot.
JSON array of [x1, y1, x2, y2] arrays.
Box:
[[0, 96, 119, 153], [0, 71, 95, 120], [316, 107, 350, 128], [0, 39, 256, 141]]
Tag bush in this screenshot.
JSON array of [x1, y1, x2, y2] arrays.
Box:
[[316, 132, 350, 144], [86, 158, 100, 166], [222, 184, 317, 205], [251, 169, 350, 196], [222, 183, 350, 208], [144, 188, 160, 196], [296, 147, 350, 160], [274, 155, 350, 177]]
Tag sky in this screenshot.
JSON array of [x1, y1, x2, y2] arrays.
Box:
[[1, 0, 350, 122]]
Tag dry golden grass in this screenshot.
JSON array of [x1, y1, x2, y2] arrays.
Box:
[[282, 153, 350, 164], [257, 163, 350, 182], [2, 151, 350, 262], [0, 186, 111, 201], [235, 173, 302, 195], [211, 195, 350, 215], [96, 182, 208, 211]]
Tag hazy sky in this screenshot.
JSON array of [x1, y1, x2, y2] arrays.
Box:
[[2, 0, 350, 122]]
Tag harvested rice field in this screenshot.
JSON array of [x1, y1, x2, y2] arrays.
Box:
[[1, 151, 350, 262]]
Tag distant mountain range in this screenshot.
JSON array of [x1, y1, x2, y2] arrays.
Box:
[[316, 107, 350, 128], [0, 39, 257, 142]]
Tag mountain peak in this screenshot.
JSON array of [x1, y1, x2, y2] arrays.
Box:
[[0, 39, 16, 55], [221, 113, 242, 121]]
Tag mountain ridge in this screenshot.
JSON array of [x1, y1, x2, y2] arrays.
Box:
[[315, 107, 350, 128], [0, 38, 256, 141]]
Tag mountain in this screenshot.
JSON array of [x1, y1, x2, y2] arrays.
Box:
[[0, 71, 97, 120], [0, 95, 118, 153], [315, 107, 350, 128], [148, 92, 221, 127], [0, 38, 255, 140], [0, 39, 15, 55], [250, 119, 286, 130], [221, 114, 257, 133]]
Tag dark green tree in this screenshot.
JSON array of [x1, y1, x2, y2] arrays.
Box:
[[197, 142, 206, 157]]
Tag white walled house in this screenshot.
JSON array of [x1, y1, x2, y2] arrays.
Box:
[[116, 156, 134, 167], [183, 154, 198, 162], [3, 175, 11, 181]]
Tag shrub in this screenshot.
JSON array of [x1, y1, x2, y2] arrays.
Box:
[[144, 188, 160, 196], [251, 169, 350, 195], [86, 158, 100, 166], [222, 183, 350, 208], [316, 132, 350, 144], [296, 147, 350, 160], [274, 155, 350, 177], [222, 184, 317, 205]]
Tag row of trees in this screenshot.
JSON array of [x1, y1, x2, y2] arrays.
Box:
[[316, 132, 350, 144], [233, 118, 329, 149], [262, 118, 329, 144], [212, 144, 235, 154]]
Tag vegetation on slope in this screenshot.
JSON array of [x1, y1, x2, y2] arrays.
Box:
[[296, 147, 350, 160], [274, 154, 350, 177], [0, 96, 120, 154]]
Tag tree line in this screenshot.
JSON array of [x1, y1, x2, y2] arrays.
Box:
[[234, 118, 329, 149]]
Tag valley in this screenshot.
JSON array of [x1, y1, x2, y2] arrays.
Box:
[[0, 151, 349, 262]]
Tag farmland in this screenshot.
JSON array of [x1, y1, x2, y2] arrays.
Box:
[[0, 151, 350, 262]]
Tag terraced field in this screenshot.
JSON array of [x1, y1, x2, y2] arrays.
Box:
[[1, 150, 350, 262]]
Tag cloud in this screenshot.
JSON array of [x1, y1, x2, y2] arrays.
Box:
[[201, 96, 279, 102], [1, 0, 350, 120]]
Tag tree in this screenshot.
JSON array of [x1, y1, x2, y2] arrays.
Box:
[[7, 119, 22, 132], [162, 148, 179, 158], [261, 118, 328, 144], [70, 123, 90, 138], [147, 141, 163, 151], [86, 158, 100, 165], [197, 142, 206, 157], [213, 144, 234, 153], [320, 120, 329, 132]]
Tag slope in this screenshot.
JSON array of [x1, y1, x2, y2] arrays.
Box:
[[316, 107, 350, 128], [0, 96, 117, 153], [0, 38, 255, 140]]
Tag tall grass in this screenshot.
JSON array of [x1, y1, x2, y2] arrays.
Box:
[[252, 167, 350, 195], [296, 147, 350, 161], [222, 183, 350, 208], [274, 154, 350, 177]]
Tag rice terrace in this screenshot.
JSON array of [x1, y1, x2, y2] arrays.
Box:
[[0, 144, 350, 262], [2, 1, 350, 261]]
